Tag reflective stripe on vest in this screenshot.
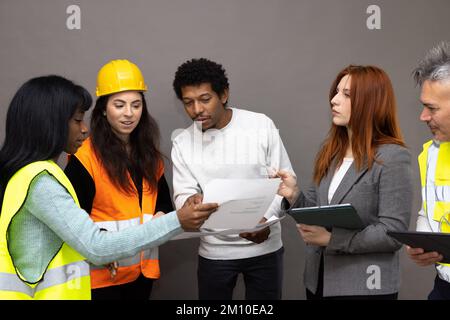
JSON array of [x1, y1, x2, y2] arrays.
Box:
[[422, 185, 450, 203], [0, 161, 91, 300], [89, 248, 158, 270], [0, 261, 89, 298]]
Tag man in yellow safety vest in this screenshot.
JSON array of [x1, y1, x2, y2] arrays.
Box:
[[406, 41, 450, 300]]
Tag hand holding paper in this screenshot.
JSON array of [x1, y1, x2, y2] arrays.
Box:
[[176, 202, 218, 231], [171, 215, 283, 240], [171, 178, 283, 240], [239, 217, 271, 244], [201, 178, 281, 229], [183, 193, 203, 207], [276, 170, 299, 206]]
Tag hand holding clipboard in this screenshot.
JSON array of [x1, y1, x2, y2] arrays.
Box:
[[388, 231, 447, 264], [287, 203, 364, 230]]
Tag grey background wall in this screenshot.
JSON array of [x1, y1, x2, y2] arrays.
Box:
[[1, 0, 449, 299]]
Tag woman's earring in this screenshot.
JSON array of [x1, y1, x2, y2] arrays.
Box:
[[103, 111, 106, 116]]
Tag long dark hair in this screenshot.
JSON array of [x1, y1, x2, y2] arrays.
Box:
[[0, 75, 92, 205], [90, 92, 163, 194]]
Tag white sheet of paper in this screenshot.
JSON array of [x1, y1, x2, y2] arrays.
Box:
[[171, 215, 284, 241], [170, 230, 222, 241], [215, 215, 284, 235], [201, 178, 281, 229]]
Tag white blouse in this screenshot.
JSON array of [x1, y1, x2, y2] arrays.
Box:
[[328, 158, 354, 204]]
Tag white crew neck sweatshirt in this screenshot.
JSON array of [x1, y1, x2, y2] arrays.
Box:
[[171, 108, 294, 260]]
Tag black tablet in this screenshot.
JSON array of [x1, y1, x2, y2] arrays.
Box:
[[287, 203, 364, 229], [387, 231, 450, 263]]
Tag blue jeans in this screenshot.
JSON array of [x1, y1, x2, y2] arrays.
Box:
[[197, 247, 284, 300]]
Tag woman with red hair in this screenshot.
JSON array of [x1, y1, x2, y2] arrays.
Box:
[[278, 65, 413, 299]]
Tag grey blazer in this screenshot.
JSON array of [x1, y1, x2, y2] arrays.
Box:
[[290, 144, 413, 297]]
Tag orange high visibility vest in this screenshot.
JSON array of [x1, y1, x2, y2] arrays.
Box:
[[74, 138, 162, 289]]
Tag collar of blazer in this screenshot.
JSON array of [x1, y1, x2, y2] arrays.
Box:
[[320, 160, 369, 205]]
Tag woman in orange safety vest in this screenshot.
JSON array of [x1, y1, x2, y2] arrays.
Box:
[[65, 60, 174, 300]]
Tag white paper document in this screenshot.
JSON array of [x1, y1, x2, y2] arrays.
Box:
[[202, 178, 281, 229], [171, 215, 284, 241], [171, 178, 282, 241]]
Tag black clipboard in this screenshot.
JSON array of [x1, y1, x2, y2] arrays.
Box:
[[387, 231, 450, 263], [287, 203, 364, 229]]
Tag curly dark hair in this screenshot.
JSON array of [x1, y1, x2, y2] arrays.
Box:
[[173, 58, 229, 100]]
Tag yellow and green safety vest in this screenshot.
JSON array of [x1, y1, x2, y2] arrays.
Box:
[[0, 160, 91, 299], [418, 141, 450, 267], [419, 141, 450, 226]]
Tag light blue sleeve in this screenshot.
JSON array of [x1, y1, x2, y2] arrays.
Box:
[[26, 173, 182, 265]]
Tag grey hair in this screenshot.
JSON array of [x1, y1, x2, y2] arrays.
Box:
[[413, 41, 450, 86]]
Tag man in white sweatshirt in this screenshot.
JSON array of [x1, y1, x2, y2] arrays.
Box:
[[406, 41, 450, 299], [171, 58, 294, 300]]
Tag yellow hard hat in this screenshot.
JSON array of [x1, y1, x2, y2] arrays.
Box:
[[96, 59, 148, 97]]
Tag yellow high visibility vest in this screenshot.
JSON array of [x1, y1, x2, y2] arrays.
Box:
[[418, 141, 450, 267], [418, 141, 450, 223], [0, 160, 91, 299]]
